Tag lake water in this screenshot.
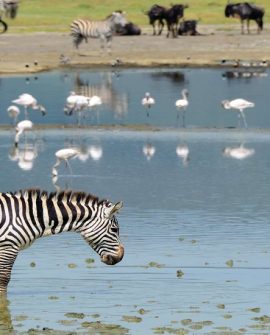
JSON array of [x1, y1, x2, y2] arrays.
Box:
[[0, 67, 270, 334]]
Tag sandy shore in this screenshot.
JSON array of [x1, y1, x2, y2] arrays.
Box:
[[1, 24, 270, 74]]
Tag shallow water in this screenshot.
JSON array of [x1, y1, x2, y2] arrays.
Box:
[[0, 68, 270, 334], [0, 66, 269, 128]]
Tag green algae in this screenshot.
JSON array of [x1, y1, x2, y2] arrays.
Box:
[[64, 312, 85, 319], [80, 321, 129, 334], [122, 315, 142, 323], [176, 270, 184, 278], [225, 259, 234, 268], [152, 326, 189, 334]]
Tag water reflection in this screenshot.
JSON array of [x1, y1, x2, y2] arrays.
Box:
[[176, 143, 190, 166], [74, 73, 128, 120], [150, 71, 186, 84], [142, 142, 156, 161], [9, 142, 38, 171], [222, 143, 255, 160]]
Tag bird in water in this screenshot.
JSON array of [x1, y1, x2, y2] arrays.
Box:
[[12, 93, 46, 117], [52, 147, 81, 177], [175, 89, 189, 127], [142, 92, 155, 117], [14, 120, 33, 147], [221, 98, 254, 128], [7, 105, 20, 124]]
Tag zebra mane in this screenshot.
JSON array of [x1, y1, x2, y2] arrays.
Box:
[[10, 189, 109, 206]]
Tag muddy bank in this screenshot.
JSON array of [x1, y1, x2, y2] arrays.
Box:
[[0, 25, 270, 74]]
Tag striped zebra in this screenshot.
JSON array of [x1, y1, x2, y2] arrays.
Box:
[[0, 0, 19, 33], [70, 11, 127, 54], [0, 189, 124, 293]]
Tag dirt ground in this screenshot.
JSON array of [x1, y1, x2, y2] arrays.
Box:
[[1, 24, 270, 74]]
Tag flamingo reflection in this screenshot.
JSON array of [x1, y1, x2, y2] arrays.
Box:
[[9, 142, 38, 171], [176, 143, 190, 166], [222, 143, 255, 160], [142, 142, 156, 161]]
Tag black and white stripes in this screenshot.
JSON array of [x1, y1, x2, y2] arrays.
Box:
[[70, 11, 127, 53], [0, 189, 124, 293]]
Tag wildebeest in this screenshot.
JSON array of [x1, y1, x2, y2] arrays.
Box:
[[165, 4, 188, 38], [224, 2, 265, 34], [115, 21, 141, 35], [178, 19, 200, 35], [146, 4, 167, 35], [146, 3, 188, 37]]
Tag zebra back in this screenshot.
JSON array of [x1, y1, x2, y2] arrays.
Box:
[[70, 11, 127, 50]]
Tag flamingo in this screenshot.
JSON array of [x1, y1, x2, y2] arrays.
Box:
[[175, 89, 189, 109], [52, 147, 81, 177], [175, 89, 189, 127], [142, 92, 155, 117], [142, 92, 155, 108], [221, 98, 255, 128], [7, 105, 20, 124], [14, 120, 33, 147], [65, 92, 90, 111], [88, 95, 102, 107], [12, 93, 46, 117], [223, 143, 255, 160]]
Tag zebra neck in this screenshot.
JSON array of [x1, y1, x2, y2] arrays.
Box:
[[41, 195, 94, 237]]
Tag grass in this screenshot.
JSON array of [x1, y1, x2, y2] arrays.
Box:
[[4, 0, 270, 33]]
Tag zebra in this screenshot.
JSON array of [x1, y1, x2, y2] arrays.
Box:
[[0, 189, 124, 293], [0, 0, 19, 33], [70, 11, 127, 54]]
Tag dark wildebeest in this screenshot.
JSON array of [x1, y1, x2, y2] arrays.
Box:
[[146, 4, 167, 35], [178, 19, 200, 35], [224, 2, 265, 34], [146, 3, 188, 37], [115, 22, 141, 35], [164, 4, 188, 38]]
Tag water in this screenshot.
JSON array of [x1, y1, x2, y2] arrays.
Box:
[[0, 68, 270, 334], [0, 66, 269, 128]]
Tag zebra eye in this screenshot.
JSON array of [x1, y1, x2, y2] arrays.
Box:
[[111, 227, 119, 234]]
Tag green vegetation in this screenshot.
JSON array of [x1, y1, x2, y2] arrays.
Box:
[[5, 0, 270, 33]]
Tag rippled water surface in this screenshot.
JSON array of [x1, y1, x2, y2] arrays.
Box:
[[0, 68, 270, 334]]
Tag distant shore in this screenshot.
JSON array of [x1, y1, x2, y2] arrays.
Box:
[[1, 25, 270, 74]]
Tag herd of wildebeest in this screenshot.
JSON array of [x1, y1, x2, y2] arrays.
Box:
[[0, 1, 266, 36]]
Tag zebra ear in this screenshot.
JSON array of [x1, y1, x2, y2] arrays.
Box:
[[105, 201, 123, 219]]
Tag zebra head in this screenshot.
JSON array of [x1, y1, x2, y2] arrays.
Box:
[[81, 200, 124, 266], [108, 11, 127, 29]]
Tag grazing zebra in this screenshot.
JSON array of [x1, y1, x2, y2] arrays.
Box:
[[70, 11, 127, 54], [0, 0, 19, 33], [0, 189, 124, 293]]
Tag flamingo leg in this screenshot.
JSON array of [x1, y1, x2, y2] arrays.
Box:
[[240, 110, 248, 128]]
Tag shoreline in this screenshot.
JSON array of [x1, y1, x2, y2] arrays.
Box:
[[1, 25, 270, 74]]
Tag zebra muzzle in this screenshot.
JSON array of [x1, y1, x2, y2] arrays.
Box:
[[101, 245, 124, 265]]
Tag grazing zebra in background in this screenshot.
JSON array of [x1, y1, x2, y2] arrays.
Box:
[[70, 11, 127, 54], [0, 0, 19, 33], [0, 189, 124, 293]]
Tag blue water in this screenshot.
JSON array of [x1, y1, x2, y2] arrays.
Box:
[[0, 66, 269, 128], [0, 68, 270, 334]]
